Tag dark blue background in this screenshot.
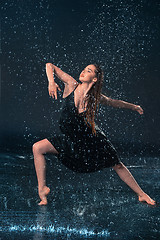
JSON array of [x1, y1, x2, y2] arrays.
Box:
[[0, 2, 160, 239], [1, 0, 160, 155]]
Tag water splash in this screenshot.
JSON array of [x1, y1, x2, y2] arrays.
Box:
[[1, 224, 111, 238]]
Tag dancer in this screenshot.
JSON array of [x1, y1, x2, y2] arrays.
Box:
[[33, 63, 156, 206]]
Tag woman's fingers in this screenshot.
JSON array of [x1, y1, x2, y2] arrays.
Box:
[[49, 89, 57, 99], [54, 90, 57, 99], [136, 105, 144, 114], [48, 83, 61, 99], [51, 91, 55, 99], [138, 107, 144, 114], [58, 86, 62, 92]]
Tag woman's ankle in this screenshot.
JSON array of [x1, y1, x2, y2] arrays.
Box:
[[137, 190, 145, 197], [38, 185, 47, 192]]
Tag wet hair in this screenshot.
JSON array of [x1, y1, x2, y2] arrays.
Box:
[[83, 63, 104, 136]]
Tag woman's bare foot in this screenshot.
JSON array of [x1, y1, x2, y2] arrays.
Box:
[[38, 186, 50, 206], [138, 193, 156, 205]]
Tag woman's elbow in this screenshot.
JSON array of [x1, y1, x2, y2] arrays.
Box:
[[46, 63, 52, 66], [46, 63, 55, 71]]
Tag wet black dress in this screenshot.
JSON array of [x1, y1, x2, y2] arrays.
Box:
[[47, 85, 120, 173]]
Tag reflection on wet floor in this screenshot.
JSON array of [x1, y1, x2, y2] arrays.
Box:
[[0, 152, 159, 239]]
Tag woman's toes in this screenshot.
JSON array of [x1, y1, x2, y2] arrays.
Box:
[[138, 194, 156, 205], [148, 199, 156, 205]]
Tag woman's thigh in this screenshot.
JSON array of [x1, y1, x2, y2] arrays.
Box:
[[32, 138, 59, 155]]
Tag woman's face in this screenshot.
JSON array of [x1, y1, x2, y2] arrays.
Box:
[[79, 65, 97, 83]]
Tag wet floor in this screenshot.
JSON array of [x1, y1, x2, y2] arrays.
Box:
[[0, 151, 159, 240]]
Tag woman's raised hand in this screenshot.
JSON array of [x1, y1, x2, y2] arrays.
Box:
[[133, 105, 144, 115], [48, 82, 61, 99]]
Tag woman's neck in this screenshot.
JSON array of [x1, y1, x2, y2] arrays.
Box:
[[77, 82, 94, 99]]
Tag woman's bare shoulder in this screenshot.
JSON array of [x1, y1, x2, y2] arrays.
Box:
[[100, 93, 112, 105]]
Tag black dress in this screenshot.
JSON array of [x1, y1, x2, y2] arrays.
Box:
[[47, 85, 120, 173]]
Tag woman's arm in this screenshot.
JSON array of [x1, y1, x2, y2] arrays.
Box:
[[46, 63, 77, 85], [100, 94, 144, 115], [46, 63, 78, 99]]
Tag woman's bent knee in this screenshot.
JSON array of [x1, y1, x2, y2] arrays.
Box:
[[32, 139, 59, 155], [32, 142, 43, 154]]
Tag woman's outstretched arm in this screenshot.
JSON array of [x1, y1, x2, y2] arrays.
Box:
[[100, 94, 144, 115], [46, 63, 78, 99]]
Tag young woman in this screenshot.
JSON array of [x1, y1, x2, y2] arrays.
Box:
[[32, 63, 156, 206]]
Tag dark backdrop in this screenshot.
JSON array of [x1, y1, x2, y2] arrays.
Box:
[[1, 0, 160, 155]]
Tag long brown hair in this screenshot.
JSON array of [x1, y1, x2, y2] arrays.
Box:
[[83, 64, 104, 136]]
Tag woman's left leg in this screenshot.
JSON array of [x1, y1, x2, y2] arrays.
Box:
[[112, 162, 156, 205], [32, 138, 59, 205]]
